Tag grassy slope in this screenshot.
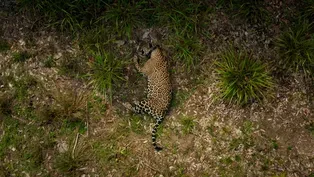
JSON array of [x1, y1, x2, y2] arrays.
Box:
[[0, 0, 314, 176]]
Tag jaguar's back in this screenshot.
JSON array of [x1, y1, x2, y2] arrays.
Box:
[[143, 48, 171, 112]]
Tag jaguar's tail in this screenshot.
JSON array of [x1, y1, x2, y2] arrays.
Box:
[[152, 116, 164, 151], [132, 100, 164, 151]]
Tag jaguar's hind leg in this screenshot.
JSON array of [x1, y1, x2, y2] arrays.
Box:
[[132, 101, 164, 151], [132, 100, 154, 115]]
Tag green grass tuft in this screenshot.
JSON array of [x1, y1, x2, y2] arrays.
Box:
[[216, 47, 274, 105], [54, 138, 89, 175], [12, 74, 38, 101], [52, 88, 88, 121], [155, 0, 205, 35], [80, 26, 115, 53], [18, 0, 151, 38], [12, 51, 31, 62], [0, 93, 14, 117], [22, 143, 45, 170], [43, 55, 56, 68], [168, 32, 204, 71], [0, 118, 22, 158], [170, 90, 192, 108], [55, 151, 84, 173], [18, 0, 107, 33], [58, 55, 87, 78], [98, 0, 149, 39], [92, 141, 117, 165], [234, 0, 270, 25], [217, 0, 270, 25], [0, 39, 10, 52], [129, 115, 145, 134], [36, 106, 60, 125], [302, 0, 314, 21], [276, 21, 314, 75], [180, 116, 195, 134], [305, 122, 314, 136], [88, 51, 125, 103], [156, 0, 209, 71], [271, 140, 279, 150]]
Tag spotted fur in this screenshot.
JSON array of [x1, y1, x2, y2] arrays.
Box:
[[131, 47, 171, 151]]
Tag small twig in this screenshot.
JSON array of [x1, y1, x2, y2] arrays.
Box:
[[11, 116, 28, 124], [72, 133, 79, 159], [86, 102, 90, 137], [86, 118, 89, 137], [139, 158, 162, 173], [0, 121, 4, 141]]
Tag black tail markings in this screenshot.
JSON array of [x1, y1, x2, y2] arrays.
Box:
[[133, 101, 164, 151]]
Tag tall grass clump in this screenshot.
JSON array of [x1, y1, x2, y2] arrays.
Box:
[[53, 88, 88, 120], [276, 21, 314, 75], [18, 0, 107, 32], [168, 32, 204, 71], [0, 93, 14, 117], [216, 47, 273, 105], [235, 0, 270, 25], [155, 0, 210, 71], [58, 55, 87, 78], [12, 51, 31, 62], [0, 39, 10, 52], [54, 137, 89, 175], [88, 52, 124, 103], [180, 116, 195, 134], [217, 0, 270, 25], [154, 0, 206, 35], [97, 0, 149, 39], [80, 26, 115, 53], [301, 0, 314, 21]]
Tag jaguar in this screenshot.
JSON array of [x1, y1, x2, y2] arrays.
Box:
[[124, 46, 171, 151]]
